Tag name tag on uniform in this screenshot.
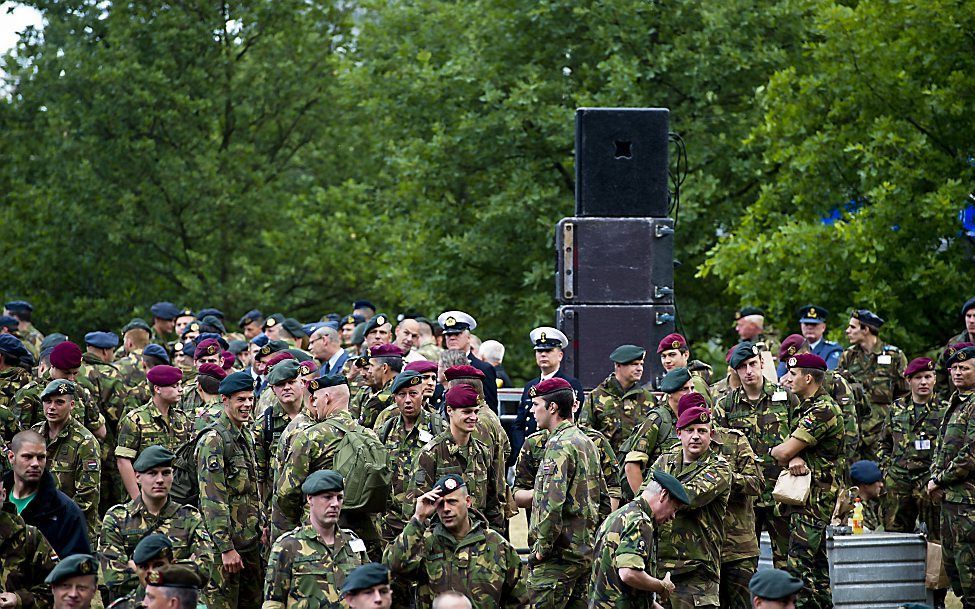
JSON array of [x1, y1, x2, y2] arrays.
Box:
[[349, 539, 366, 553], [915, 439, 931, 451], [772, 391, 787, 402], [418, 429, 433, 443], [878, 355, 892, 365]]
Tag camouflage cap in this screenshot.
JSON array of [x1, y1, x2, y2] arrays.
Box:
[[133, 445, 176, 472], [610, 344, 646, 364], [341, 563, 391, 596], [40, 379, 75, 401], [132, 533, 174, 566], [748, 568, 803, 600], [301, 469, 344, 495], [651, 470, 690, 505], [390, 370, 423, 394], [658, 367, 691, 394], [266, 359, 301, 386], [45, 554, 98, 584], [146, 565, 202, 590]]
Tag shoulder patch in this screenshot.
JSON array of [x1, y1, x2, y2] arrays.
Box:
[[85, 460, 99, 471]]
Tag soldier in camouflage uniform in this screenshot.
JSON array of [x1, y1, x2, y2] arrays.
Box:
[[263, 470, 369, 609], [386, 473, 527, 609], [934, 297, 975, 398], [254, 360, 306, 504], [113, 319, 154, 413], [106, 534, 179, 609], [99, 446, 214, 606], [442, 360, 512, 472], [655, 334, 713, 400], [190, 363, 227, 430], [652, 394, 731, 609], [880, 357, 945, 536], [115, 365, 192, 501], [587, 470, 689, 609], [349, 343, 400, 430], [374, 371, 446, 542], [837, 309, 908, 462], [272, 373, 383, 559], [928, 345, 975, 607], [2, 302, 43, 361], [770, 354, 845, 609], [196, 371, 264, 609], [527, 378, 603, 609], [580, 345, 657, 455], [408, 383, 505, 533], [734, 306, 780, 364], [30, 379, 101, 538], [713, 424, 763, 609], [0, 335, 33, 414], [713, 342, 799, 568], [148, 302, 180, 352], [831, 460, 885, 531], [0, 478, 56, 609], [621, 367, 687, 500]]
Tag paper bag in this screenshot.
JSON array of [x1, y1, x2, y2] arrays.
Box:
[[926, 542, 949, 589], [772, 470, 810, 506]]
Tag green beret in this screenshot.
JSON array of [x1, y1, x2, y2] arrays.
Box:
[[45, 554, 98, 584], [218, 370, 254, 396], [341, 563, 390, 596], [301, 469, 344, 495], [735, 306, 764, 319], [255, 339, 290, 360], [362, 314, 391, 336], [281, 317, 307, 338], [132, 533, 174, 566], [40, 379, 75, 401], [748, 568, 803, 600], [146, 565, 202, 590], [306, 373, 348, 393], [266, 359, 301, 386], [729, 341, 760, 369], [946, 345, 975, 368], [121, 318, 152, 334], [262, 313, 285, 330], [651, 470, 690, 505], [350, 322, 368, 346], [433, 473, 466, 495], [133, 445, 176, 473], [658, 367, 691, 394], [390, 370, 423, 394], [610, 344, 646, 364]]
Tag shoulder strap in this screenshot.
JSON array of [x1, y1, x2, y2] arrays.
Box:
[[263, 404, 274, 448], [379, 417, 396, 444]]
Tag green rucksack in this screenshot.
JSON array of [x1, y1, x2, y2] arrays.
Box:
[[322, 418, 391, 513], [169, 423, 233, 507], [616, 408, 675, 502]]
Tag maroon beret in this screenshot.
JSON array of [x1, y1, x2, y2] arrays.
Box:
[[943, 342, 975, 363], [50, 341, 83, 370], [904, 357, 935, 378], [193, 339, 220, 360], [786, 353, 827, 371], [530, 377, 573, 398], [676, 396, 711, 429], [297, 359, 319, 376], [725, 346, 736, 364], [363, 343, 405, 358], [197, 362, 228, 380], [404, 360, 438, 374], [778, 334, 806, 361], [445, 384, 479, 408], [265, 351, 296, 369], [657, 333, 687, 354], [677, 392, 708, 417], [146, 365, 183, 387], [221, 351, 235, 370], [443, 364, 485, 381]]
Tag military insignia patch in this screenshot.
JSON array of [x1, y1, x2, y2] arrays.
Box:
[[174, 342, 184, 353], [376, 315, 386, 326], [308, 380, 320, 391], [699, 412, 709, 423], [79, 560, 93, 575], [207, 456, 222, 471], [752, 346, 760, 355], [960, 351, 969, 361], [86, 460, 99, 471], [207, 345, 217, 355], [808, 307, 817, 318], [58, 384, 69, 394], [445, 478, 458, 490], [299, 364, 311, 375], [539, 331, 547, 342], [672, 340, 680, 349], [788, 357, 797, 367], [147, 570, 162, 585], [445, 316, 456, 327], [242, 317, 252, 325], [266, 318, 277, 327], [190, 323, 200, 332]]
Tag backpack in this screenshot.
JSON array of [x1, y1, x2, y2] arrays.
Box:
[[323, 418, 391, 513], [170, 424, 233, 507], [616, 409, 675, 502]]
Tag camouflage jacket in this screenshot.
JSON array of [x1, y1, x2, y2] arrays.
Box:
[[880, 395, 946, 482], [529, 421, 602, 566], [713, 427, 763, 562], [473, 400, 511, 470], [32, 417, 101, 536], [713, 380, 799, 508], [350, 379, 394, 430], [263, 525, 368, 609], [514, 426, 613, 521], [177, 379, 203, 421], [374, 406, 446, 540], [837, 341, 909, 406], [790, 388, 846, 522], [0, 509, 57, 609], [113, 351, 150, 413], [0, 404, 20, 450], [831, 487, 884, 531], [274, 411, 317, 488], [823, 370, 861, 470], [620, 404, 679, 486], [20, 326, 43, 360], [115, 400, 192, 461], [653, 446, 731, 580], [193, 397, 223, 431], [0, 366, 32, 411], [272, 410, 366, 537], [252, 399, 301, 496], [588, 497, 659, 609], [580, 375, 657, 454], [410, 430, 505, 531], [98, 496, 212, 601], [79, 353, 129, 433], [385, 512, 527, 609], [11, 371, 105, 434], [196, 411, 263, 553], [931, 390, 975, 504]]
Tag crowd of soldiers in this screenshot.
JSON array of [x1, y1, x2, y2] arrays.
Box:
[[0, 296, 974, 609]]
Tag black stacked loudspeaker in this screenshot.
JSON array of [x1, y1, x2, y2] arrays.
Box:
[[556, 108, 676, 389]]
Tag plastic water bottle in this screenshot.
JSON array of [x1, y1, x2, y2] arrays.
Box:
[[851, 498, 864, 535]]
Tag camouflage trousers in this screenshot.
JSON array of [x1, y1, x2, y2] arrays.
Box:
[[754, 505, 791, 569], [786, 511, 831, 609], [663, 572, 719, 609], [528, 560, 589, 609], [857, 406, 885, 463], [720, 557, 758, 609], [209, 545, 264, 609], [884, 476, 941, 541], [941, 502, 975, 608]]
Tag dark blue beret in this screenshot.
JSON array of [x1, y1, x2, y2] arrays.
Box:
[[196, 332, 229, 351], [85, 331, 119, 349], [852, 309, 884, 329], [250, 333, 269, 347], [325, 313, 342, 323], [196, 308, 224, 320], [45, 554, 98, 584], [849, 460, 882, 484], [341, 563, 390, 596], [199, 316, 226, 335], [0, 315, 18, 330], [132, 533, 173, 565], [142, 343, 171, 364], [238, 309, 263, 328], [0, 334, 31, 360], [729, 341, 761, 369], [4, 300, 33, 314], [150, 302, 180, 320], [262, 313, 285, 330], [946, 345, 975, 368], [962, 297, 975, 316], [218, 370, 254, 395], [306, 373, 348, 393], [749, 568, 803, 599]]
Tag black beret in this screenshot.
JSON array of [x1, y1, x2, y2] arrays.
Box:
[[390, 370, 423, 394], [341, 563, 390, 596], [45, 554, 98, 584], [610, 344, 646, 364], [281, 317, 307, 338], [262, 313, 285, 330], [4, 300, 33, 314], [658, 367, 691, 394], [947, 345, 975, 368], [40, 333, 69, 352], [729, 341, 761, 369], [353, 300, 376, 311], [218, 370, 254, 396], [852, 309, 884, 329], [256, 339, 290, 360], [301, 470, 344, 495], [0, 334, 31, 360], [748, 568, 803, 599], [195, 308, 224, 320], [132, 533, 174, 565], [199, 315, 226, 335], [306, 373, 348, 393], [133, 445, 176, 472], [0, 316, 18, 331], [735, 306, 764, 319], [362, 314, 391, 336]]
